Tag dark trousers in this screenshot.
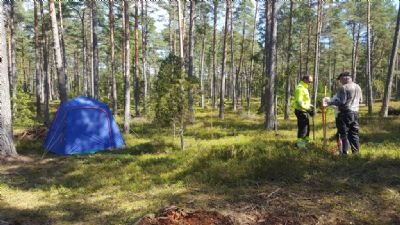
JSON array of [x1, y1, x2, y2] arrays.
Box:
[[336, 111, 360, 154], [295, 109, 310, 139]]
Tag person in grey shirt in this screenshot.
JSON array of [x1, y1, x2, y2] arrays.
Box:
[[328, 71, 362, 154]]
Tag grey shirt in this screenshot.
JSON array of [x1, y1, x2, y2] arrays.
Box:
[[330, 81, 362, 113]]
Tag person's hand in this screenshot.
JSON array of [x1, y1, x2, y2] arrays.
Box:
[[308, 106, 315, 117], [322, 97, 330, 107]]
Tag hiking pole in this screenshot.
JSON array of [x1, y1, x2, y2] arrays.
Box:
[[322, 86, 327, 150], [312, 107, 315, 141]]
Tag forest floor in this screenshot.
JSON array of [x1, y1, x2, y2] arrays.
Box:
[[0, 99, 400, 225]]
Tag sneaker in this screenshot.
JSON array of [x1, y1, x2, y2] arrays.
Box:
[[295, 142, 306, 149]]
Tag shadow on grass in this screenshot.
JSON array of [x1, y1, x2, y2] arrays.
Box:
[[3, 106, 400, 224], [0, 195, 132, 225], [173, 139, 400, 190], [3, 136, 400, 224], [107, 141, 176, 156]]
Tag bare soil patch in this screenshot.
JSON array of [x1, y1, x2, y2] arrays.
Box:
[[136, 206, 234, 225]]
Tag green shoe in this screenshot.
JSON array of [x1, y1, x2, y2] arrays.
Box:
[[295, 139, 307, 148]]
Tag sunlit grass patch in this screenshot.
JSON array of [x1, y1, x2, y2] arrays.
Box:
[[2, 99, 400, 224]]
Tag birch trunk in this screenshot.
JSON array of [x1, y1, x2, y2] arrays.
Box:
[[0, 2, 17, 156], [380, 2, 400, 117], [49, 0, 68, 103]]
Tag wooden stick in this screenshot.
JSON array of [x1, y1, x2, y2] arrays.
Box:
[[323, 86, 327, 150]]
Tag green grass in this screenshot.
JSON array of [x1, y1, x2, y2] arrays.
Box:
[[1, 99, 400, 224]]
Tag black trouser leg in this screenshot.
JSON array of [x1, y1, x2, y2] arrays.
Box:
[[337, 115, 349, 154], [337, 112, 360, 154], [348, 113, 360, 153], [295, 109, 309, 139]]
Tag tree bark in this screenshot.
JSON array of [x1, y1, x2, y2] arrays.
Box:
[[109, 0, 117, 114], [380, 2, 400, 117], [177, 0, 184, 61], [298, 39, 303, 84], [123, 0, 131, 133], [305, 18, 312, 75], [0, 2, 17, 156], [9, 0, 17, 115], [134, 0, 140, 117], [73, 51, 80, 94], [351, 22, 360, 82], [367, 1, 373, 114], [248, 1, 258, 114], [230, 2, 236, 111], [312, 0, 322, 109], [284, 0, 294, 120], [34, 0, 42, 119], [237, 20, 246, 108], [49, 0, 68, 103], [188, 0, 195, 121], [200, 18, 206, 110], [141, 0, 148, 115], [219, 0, 230, 119], [265, 0, 281, 130], [212, 0, 218, 110], [91, 0, 99, 99], [40, 1, 50, 124], [58, 1, 68, 93]]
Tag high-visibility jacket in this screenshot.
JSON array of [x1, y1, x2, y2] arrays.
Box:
[[294, 81, 311, 111]]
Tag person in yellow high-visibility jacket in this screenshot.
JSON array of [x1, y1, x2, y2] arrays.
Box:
[[294, 75, 314, 148]]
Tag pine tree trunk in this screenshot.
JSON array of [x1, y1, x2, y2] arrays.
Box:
[[230, 3, 236, 111], [34, 0, 42, 119], [9, 0, 17, 115], [248, 1, 258, 114], [380, 2, 400, 117], [49, 0, 68, 103], [237, 20, 246, 108], [58, 1, 68, 94], [305, 20, 312, 75], [109, 0, 117, 115], [123, 0, 131, 133], [265, 1, 281, 130], [298, 39, 303, 84], [0, 2, 17, 156], [312, 0, 322, 109], [350, 23, 361, 82], [91, 0, 99, 99], [219, 0, 230, 119], [367, 1, 373, 114], [212, 0, 218, 110], [284, 0, 294, 120], [49, 47, 55, 101], [134, 0, 140, 117], [328, 39, 332, 92], [168, 5, 173, 54], [172, 6, 176, 56], [74, 51, 80, 94], [200, 20, 206, 110], [188, 0, 195, 121], [177, 0, 184, 61], [397, 56, 400, 99], [21, 44, 27, 93], [141, 0, 148, 115], [40, 1, 50, 124]]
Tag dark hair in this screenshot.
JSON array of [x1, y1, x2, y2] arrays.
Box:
[[340, 71, 350, 77], [302, 75, 310, 81], [337, 71, 351, 80]]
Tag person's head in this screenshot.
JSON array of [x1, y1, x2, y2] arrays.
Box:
[[337, 71, 352, 85], [301, 75, 313, 84]]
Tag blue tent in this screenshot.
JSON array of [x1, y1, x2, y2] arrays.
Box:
[[43, 96, 125, 155]]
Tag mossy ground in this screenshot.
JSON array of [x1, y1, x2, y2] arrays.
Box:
[[1, 98, 399, 224]]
